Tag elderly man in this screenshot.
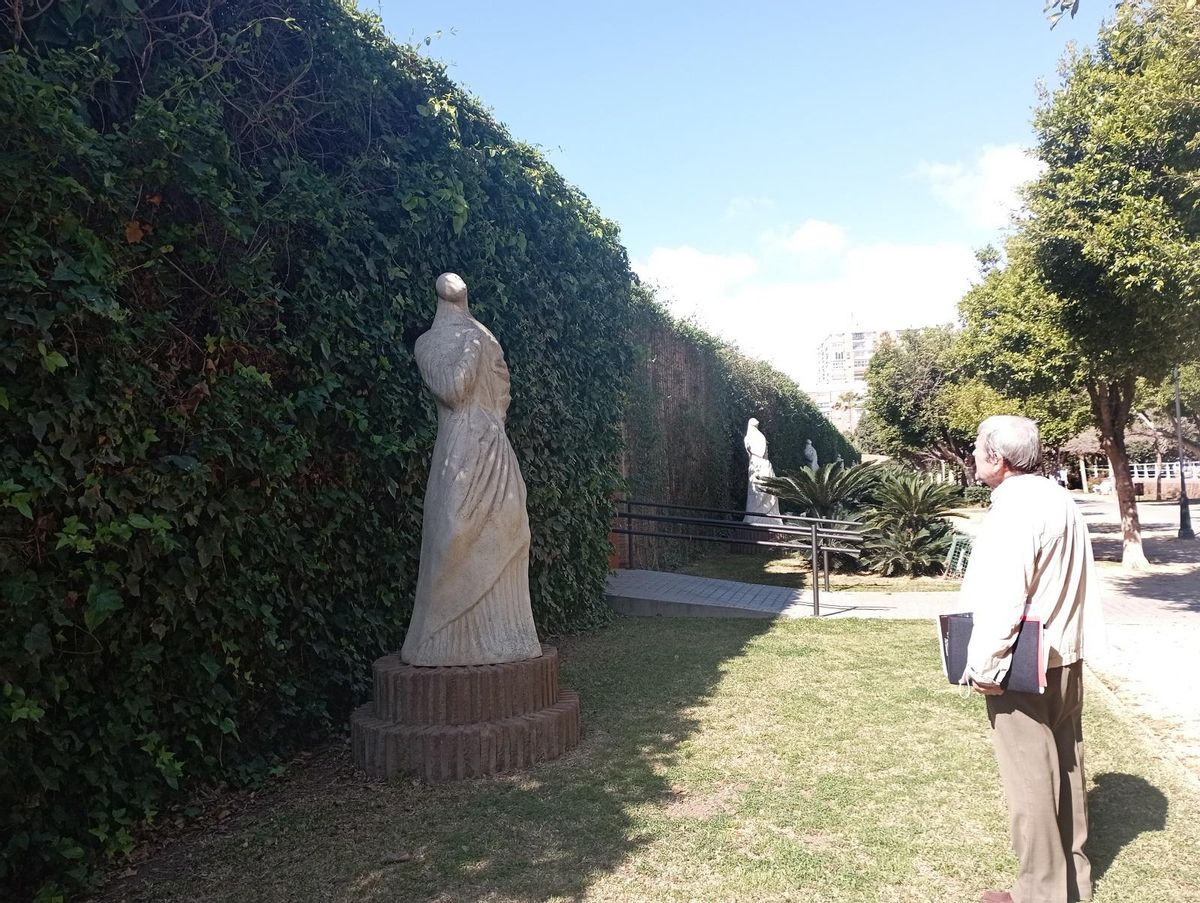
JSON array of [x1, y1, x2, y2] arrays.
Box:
[[961, 415, 1105, 903]]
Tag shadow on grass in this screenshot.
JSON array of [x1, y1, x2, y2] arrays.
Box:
[[338, 618, 778, 900], [1087, 772, 1168, 883], [96, 618, 775, 902]]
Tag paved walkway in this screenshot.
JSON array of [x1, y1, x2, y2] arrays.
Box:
[[1073, 495, 1200, 780], [606, 570, 960, 620], [605, 492, 1200, 780]]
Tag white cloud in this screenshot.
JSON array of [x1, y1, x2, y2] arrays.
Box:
[[916, 144, 1045, 231], [633, 232, 978, 389], [764, 219, 848, 256], [633, 245, 758, 320]]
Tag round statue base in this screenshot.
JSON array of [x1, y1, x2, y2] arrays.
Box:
[[350, 644, 581, 782]]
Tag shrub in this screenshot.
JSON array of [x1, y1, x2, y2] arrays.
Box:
[[1, 2, 631, 895], [862, 472, 963, 576], [962, 484, 993, 507], [863, 527, 953, 577], [757, 462, 880, 521]]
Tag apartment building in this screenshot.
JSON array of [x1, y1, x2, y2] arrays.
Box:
[[809, 329, 889, 436]]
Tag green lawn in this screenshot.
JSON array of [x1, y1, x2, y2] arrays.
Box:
[[675, 550, 963, 592], [95, 619, 1200, 902]]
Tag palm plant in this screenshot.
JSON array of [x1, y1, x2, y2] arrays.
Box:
[[756, 462, 880, 521], [864, 527, 954, 577], [863, 471, 964, 576], [757, 463, 878, 572], [866, 471, 964, 533]]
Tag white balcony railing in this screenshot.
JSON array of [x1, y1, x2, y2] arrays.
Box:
[[1127, 461, 1200, 481]]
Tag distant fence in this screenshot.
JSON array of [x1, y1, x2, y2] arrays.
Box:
[[1127, 461, 1200, 480]]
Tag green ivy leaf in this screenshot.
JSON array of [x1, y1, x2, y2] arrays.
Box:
[[84, 585, 124, 631], [10, 492, 34, 519], [24, 623, 53, 661], [39, 347, 69, 373]]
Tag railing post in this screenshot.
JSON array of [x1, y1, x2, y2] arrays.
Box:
[[823, 548, 830, 592], [810, 522, 820, 617]]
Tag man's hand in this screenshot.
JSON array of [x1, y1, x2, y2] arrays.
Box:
[[969, 677, 1004, 696]]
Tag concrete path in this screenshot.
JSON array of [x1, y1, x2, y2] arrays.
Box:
[[605, 491, 1200, 780], [606, 570, 960, 620], [1072, 495, 1200, 780]]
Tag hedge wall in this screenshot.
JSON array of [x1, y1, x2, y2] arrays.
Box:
[[623, 291, 858, 569], [1, 1, 632, 895]]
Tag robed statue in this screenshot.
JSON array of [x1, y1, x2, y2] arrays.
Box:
[[400, 274, 543, 666], [743, 418, 783, 525], [804, 438, 819, 471]]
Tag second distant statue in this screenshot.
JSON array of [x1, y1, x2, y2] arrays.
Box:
[[743, 418, 783, 525], [804, 438, 819, 471]]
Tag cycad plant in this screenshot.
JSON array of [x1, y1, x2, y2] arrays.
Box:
[[867, 471, 964, 532], [756, 463, 878, 571], [863, 471, 964, 576], [756, 462, 880, 521], [864, 527, 952, 577]]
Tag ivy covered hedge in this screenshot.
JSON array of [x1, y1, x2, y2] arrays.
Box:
[[1, 1, 633, 895], [623, 292, 857, 568]]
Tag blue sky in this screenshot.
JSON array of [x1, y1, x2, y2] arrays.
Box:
[[377, 1, 1112, 386]]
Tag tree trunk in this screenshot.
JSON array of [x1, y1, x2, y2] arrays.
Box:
[[1088, 377, 1149, 570], [960, 451, 977, 487]]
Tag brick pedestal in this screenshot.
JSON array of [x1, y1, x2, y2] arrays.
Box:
[[350, 644, 580, 781]]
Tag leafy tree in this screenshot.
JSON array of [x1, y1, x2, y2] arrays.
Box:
[[957, 247, 1093, 454], [1045, 0, 1084, 28], [1137, 364, 1200, 447], [851, 410, 893, 456], [863, 326, 979, 484], [1017, 0, 1200, 567]]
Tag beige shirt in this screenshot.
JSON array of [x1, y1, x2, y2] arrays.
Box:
[[961, 474, 1105, 684]]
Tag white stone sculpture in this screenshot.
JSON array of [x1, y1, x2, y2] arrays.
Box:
[[400, 273, 543, 667], [743, 418, 783, 525], [804, 439, 819, 471]]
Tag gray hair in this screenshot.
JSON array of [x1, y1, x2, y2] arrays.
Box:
[[977, 415, 1041, 473]]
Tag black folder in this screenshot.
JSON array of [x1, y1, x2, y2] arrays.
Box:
[[939, 612, 1045, 694]]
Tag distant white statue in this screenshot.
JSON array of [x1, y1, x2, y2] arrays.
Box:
[[804, 439, 819, 471], [400, 273, 543, 667], [743, 418, 783, 525]]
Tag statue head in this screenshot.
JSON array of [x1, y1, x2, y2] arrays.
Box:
[[747, 418, 760, 429], [436, 272, 468, 306], [805, 439, 814, 449]]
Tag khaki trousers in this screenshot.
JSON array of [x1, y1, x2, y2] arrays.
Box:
[[986, 661, 1091, 903]]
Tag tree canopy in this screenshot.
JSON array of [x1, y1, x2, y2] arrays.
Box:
[[958, 0, 1200, 567]]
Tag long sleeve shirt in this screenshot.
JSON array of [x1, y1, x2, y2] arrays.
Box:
[[961, 474, 1105, 685]]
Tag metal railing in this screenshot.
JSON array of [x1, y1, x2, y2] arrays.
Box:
[[944, 533, 973, 578], [611, 499, 864, 617]]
